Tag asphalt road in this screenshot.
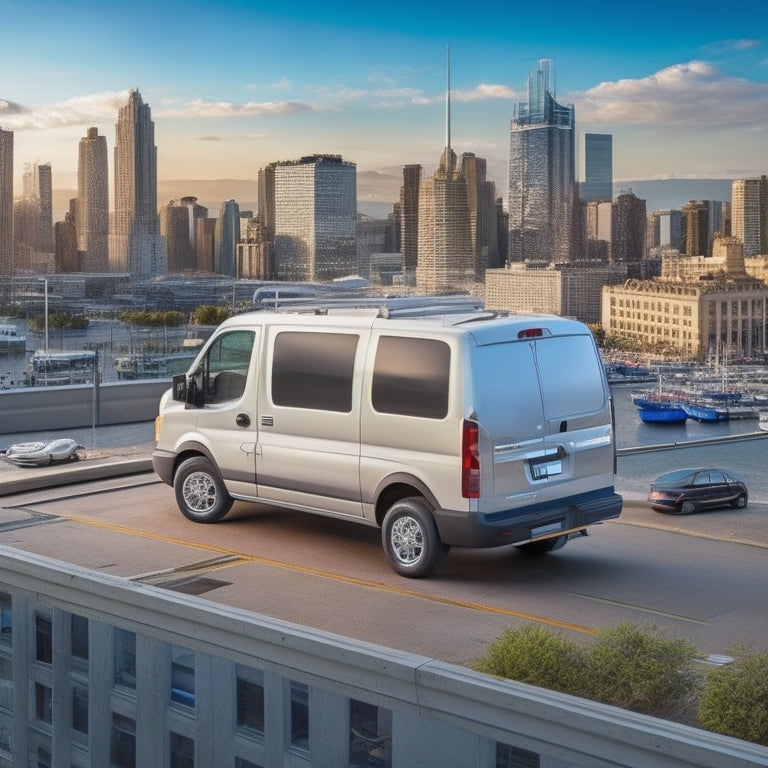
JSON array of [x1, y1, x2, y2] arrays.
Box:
[[0, 459, 766, 666]]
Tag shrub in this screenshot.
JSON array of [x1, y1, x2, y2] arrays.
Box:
[[472, 624, 588, 696], [698, 647, 768, 745], [583, 623, 701, 717]]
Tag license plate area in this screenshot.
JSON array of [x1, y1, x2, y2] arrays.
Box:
[[528, 451, 564, 481]]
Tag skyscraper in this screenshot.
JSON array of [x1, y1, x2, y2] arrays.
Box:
[[214, 199, 241, 276], [266, 154, 357, 281], [77, 127, 109, 271], [732, 177, 768, 258], [109, 89, 165, 277], [582, 133, 613, 202], [399, 164, 421, 278], [508, 59, 576, 262], [0, 128, 11, 278]]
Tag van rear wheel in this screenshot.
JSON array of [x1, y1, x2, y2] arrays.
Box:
[[174, 456, 234, 523], [382, 497, 445, 578]]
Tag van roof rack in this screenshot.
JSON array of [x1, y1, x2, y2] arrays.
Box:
[[259, 295, 488, 319]]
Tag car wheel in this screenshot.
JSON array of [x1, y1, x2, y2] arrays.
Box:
[[731, 493, 748, 509], [516, 534, 568, 554], [680, 500, 696, 515], [173, 456, 233, 523], [382, 497, 444, 578]]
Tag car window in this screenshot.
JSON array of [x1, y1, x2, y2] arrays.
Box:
[[708, 472, 726, 484], [692, 472, 710, 486]]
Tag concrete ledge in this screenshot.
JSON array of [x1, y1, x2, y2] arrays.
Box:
[[0, 456, 154, 496]]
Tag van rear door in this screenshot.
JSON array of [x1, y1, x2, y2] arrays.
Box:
[[474, 332, 612, 513]]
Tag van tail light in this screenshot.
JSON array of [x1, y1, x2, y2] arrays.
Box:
[[461, 419, 480, 498]]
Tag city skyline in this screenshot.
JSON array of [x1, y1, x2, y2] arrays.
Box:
[[1, 0, 767, 207]]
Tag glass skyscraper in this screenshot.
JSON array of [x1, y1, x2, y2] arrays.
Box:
[[582, 133, 613, 202], [0, 128, 11, 278], [77, 127, 109, 272], [508, 59, 575, 262], [109, 89, 165, 277]]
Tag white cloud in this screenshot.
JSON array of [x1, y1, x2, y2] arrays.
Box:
[[574, 61, 768, 130], [156, 99, 317, 118], [0, 90, 130, 131]]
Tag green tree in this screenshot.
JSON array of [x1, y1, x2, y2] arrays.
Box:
[[193, 305, 230, 325]]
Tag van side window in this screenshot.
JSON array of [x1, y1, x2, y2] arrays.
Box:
[[371, 336, 450, 419], [204, 331, 254, 403], [272, 332, 358, 412]]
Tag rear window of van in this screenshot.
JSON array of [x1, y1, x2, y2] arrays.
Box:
[[371, 336, 450, 419]]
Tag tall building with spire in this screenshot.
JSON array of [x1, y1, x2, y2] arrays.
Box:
[[77, 127, 109, 271], [508, 59, 576, 262], [0, 128, 11, 279], [416, 49, 481, 293], [109, 89, 165, 277]]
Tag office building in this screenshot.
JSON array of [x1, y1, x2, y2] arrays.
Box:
[[646, 210, 683, 256], [508, 59, 576, 262], [399, 164, 421, 278], [109, 89, 165, 277], [486, 260, 625, 324], [611, 192, 646, 263], [602, 236, 768, 360], [55, 201, 80, 273], [0, 128, 12, 279], [215, 199, 241, 276], [582, 133, 613, 202], [265, 154, 357, 281], [732, 177, 768, 257], [77, 128, 109, 272]]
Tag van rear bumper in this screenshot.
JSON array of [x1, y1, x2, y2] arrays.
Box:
[[434, 488, 623, 549]]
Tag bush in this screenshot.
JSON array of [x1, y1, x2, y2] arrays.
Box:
[[583, 623, 701, 717], [699, 647, 768, 745], [471, 624, 588, 696]]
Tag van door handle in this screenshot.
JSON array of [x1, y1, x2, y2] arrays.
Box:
[[235, 413, 250, 428]]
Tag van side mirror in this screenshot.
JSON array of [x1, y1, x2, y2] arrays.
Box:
[[172, 373, 187, 402], [172, 371, 204, 408]]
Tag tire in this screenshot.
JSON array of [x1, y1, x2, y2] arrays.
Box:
[[381, 497, 444, 578], [731, 493, 748, 509], [680, 500, 696, 515], [516, 534, 568, 554], [173, 456, 234, 523]]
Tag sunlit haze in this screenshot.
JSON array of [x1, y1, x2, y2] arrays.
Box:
[[2, 0, 767, 210]]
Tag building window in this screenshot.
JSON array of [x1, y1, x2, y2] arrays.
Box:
[[72, 685, 88, 734], [114, 629, 136, 689], [35, 745, 52, 768], [110, 714, 135, 768], [289, 681, 309, 749], [236, 673, 264, 732], [171, 646, 195, 708], [496, 742, 540, 768], [35, 615, 52, 664], [35, 683, 52, 723], [235, 759, 262, 768], [71, 614, 89, 667], [349, 699, 392, 767], [170, 731, 194, 768], [0, 592, 11, 645]]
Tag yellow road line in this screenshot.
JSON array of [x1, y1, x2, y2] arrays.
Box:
[[68, 514, 596, 635]]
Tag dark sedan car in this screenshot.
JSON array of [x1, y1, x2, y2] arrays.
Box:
[[648, 468, 748, 515]]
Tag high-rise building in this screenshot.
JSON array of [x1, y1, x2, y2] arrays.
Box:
[[732, 177, 768, 257], [646, 209, 683, 256], [0, 128, 12, 278], [582, 133, 613, 202], [265, 154, 357, 281], [611, 192, 646, 263], [399, 164, 421, 277], [214, 199, 240, 276], [109, 89, 165, 277], [55, 200, 80, 272], [13, 162, 53, 271], [77, 127, 109, 272], [460, 153, 500, 274], [508, 59, 576, 262], [35, 163, 53, 254]]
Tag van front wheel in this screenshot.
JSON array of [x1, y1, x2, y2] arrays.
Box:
[[382, 498, 444, 578], [174, 456, 234, 523]]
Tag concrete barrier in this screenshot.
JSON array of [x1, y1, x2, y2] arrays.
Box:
[[0, 380, 170, 434]]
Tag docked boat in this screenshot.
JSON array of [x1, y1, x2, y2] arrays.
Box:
[[759, 412, 768, 432], [23, 351, 100, 387], [0, 324, 26, 352], [633, 398, 688, 424], [681, 400, 724, 423]]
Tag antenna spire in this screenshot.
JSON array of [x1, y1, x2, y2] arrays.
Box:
[[445, 46, 451, 153]]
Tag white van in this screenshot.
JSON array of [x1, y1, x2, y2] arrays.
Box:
[[152, 305, 622, 577]]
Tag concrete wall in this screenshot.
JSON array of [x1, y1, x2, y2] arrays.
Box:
[[0, 380, 169, 434]]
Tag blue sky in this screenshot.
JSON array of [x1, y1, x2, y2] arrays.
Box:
[[2, 0, 767, 203]]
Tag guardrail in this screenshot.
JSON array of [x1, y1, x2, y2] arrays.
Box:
[[0, 380, 169, 434], [0, 547, 765, 767]]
